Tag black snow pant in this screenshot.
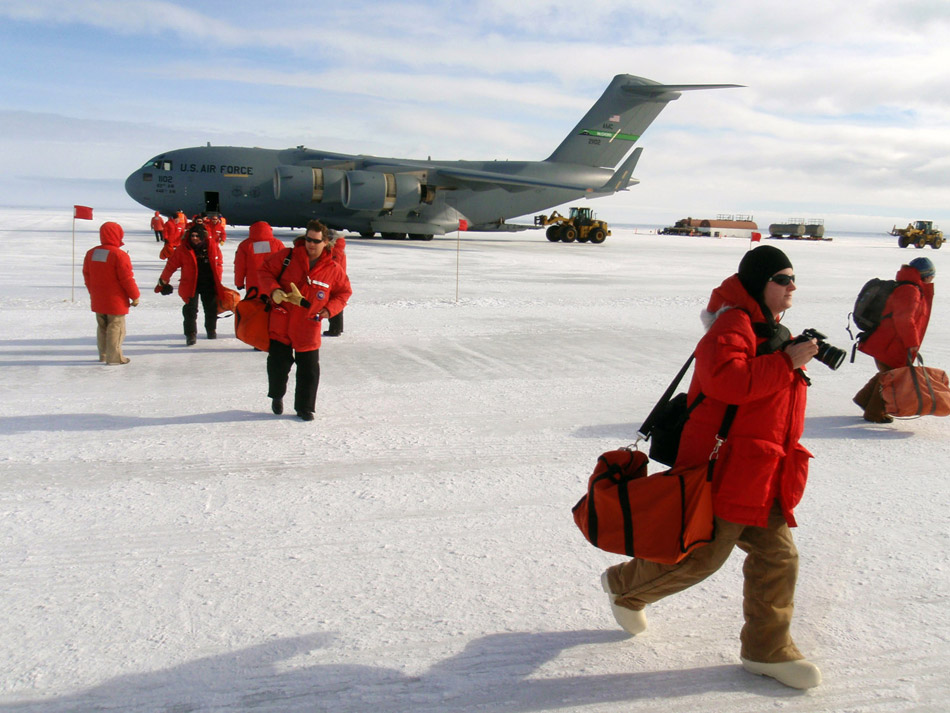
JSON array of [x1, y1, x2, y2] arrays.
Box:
[[182, 283, 218, 338], [326, 310, 344, 336], [267, 339, 320, 415]]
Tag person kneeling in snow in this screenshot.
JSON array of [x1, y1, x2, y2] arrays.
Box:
[[601, 245, 823, 690]]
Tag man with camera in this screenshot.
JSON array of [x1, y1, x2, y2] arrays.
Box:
[[601, 245, 825, 690]]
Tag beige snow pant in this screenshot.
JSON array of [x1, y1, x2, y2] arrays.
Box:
[[95, 313, 128, 365], [604, 502, 803, 664]]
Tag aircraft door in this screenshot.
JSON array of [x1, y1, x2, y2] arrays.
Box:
[[204, 192, 220, 213]]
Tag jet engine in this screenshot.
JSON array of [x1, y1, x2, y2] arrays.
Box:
[[342, 171, 425, 212], [273, 166, 345, 203]]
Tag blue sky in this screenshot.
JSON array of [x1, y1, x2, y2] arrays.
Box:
[[1, 0, 949, 231]]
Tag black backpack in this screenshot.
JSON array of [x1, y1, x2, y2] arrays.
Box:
[[849, 278, 919, 340]]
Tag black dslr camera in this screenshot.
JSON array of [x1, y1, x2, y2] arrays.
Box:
[[792, 328, 846, 370]]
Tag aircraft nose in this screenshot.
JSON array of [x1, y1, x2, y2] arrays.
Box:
[[125, 169, 144, 205]]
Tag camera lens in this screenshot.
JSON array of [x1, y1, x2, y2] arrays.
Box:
[[816, 342, 846, 370]]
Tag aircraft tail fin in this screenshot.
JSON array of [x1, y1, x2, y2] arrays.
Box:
[[546, 74, 741, 168]]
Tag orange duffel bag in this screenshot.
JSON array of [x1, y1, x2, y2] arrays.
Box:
[[572, 448, 716, 565], [880, 362, 950, 417], [234, 288, 272, 351]]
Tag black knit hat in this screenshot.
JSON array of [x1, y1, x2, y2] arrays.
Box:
[[738, 245, 793, 298]]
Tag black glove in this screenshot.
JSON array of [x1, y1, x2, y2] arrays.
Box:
[[160, 283, 174, 296]]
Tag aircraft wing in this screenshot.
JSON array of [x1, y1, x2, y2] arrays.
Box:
[[430, 166, 607, 193]]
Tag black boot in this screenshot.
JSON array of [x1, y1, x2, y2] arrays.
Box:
[[271, 398, 283, 415], [186, 334, 197, 346]]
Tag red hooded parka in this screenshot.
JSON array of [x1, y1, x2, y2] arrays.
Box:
[[234, 221, 284, 291], [82, 222, 140, 315], [675, 274, 812, 528], [159, 234, 224, 302], [258, 240, 352, 352], [858, 265, 934, 369]]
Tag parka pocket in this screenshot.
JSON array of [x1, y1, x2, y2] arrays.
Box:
[[712, 436, 785, 509]]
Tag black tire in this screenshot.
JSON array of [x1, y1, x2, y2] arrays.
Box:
[[359, 230, 376, 239], [562, 225, 577, 243], [933, 237, 943, 249], [546, 226, 560, 242], [916, 236, 927, 248], [898, 235, 909, 248], [589, 228, 607, 244]]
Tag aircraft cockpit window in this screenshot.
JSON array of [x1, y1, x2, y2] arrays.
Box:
[[146, 159, 173, 171]]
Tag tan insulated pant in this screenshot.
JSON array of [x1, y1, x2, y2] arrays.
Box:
[[604, 503, 802, 663], [853, 358, 892, 421], [96, 313, 127, 364]]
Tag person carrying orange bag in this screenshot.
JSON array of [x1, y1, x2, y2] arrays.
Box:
[[600, 246, 823, 690]]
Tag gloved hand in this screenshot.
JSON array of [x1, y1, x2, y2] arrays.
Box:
[[284, 282, 305, 306], [154, 279, 166, 294], [131, 298, 139, 307], [161, 283, 174, 295], [271, 288, 288, 305]]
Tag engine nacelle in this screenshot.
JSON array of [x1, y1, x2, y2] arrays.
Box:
[[342, 170, 424, 212], [273, 165, 344, 203]]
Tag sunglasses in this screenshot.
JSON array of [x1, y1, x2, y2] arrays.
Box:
[[303, 236, 327, 244], [769, 274, 796, 286]]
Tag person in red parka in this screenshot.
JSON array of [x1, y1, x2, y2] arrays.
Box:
[[160, 217, 182, 259], [208, 214, 227, 245], [257, 219, 352, 421], [150, 211, 165, 242], [82, 221, 141, 365], [234, 221, 284, 295], [853, 257, 935, 423], [323, 231, 347, 337], [155, 224, 224, 345], [601, 245, 824, 690]]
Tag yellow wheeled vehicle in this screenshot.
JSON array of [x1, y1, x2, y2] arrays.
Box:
[[534, 206, 611, 244], [892, 220, 943, 249]]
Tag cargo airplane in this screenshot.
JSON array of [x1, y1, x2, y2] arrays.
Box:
[[125, 74, 739, 241]]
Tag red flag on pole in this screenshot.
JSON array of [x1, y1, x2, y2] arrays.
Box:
[[458, 219, 468, 231], [751, 231, 762, 243], [74, 205, 93, 220]]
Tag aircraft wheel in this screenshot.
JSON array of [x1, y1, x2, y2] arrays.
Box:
[[382, 232, 407, 240], [933, 237, 943, 249], [589, 228, 607, 244], [360, 230, 376, 239], [897, 235, 909, 248], [561, 225, 577, 243], [409, 233, 434, 241], [916, 236, 927, 248], [546, 226, 560, 242]]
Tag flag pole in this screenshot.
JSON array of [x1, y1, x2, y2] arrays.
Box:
[[71, 215, 76, 302]]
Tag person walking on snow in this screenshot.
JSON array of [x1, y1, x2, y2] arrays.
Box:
[[601, 245, 823, 690], [150, 211, 165, 242], [853, 257, 935, 423], [155, 223, 225, 345], [82, 221, 140, 365], [234, 221, 284, 296], [257, 220, 351, 421]]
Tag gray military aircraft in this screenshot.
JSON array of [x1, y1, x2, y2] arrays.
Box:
[[125, 74, 739, 241]]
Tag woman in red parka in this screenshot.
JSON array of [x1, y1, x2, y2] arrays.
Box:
[[155, 224, 224, 345], [257, 219, 352, 421], [601, 246, 823, 690], [82, 221, 140, 364], [854, 257, 935, 422]]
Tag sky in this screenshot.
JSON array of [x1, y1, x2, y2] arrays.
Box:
[[1, 0, 949, 231]]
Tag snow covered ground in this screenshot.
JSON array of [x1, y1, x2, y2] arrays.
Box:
[[1, 207, 948, 712]]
